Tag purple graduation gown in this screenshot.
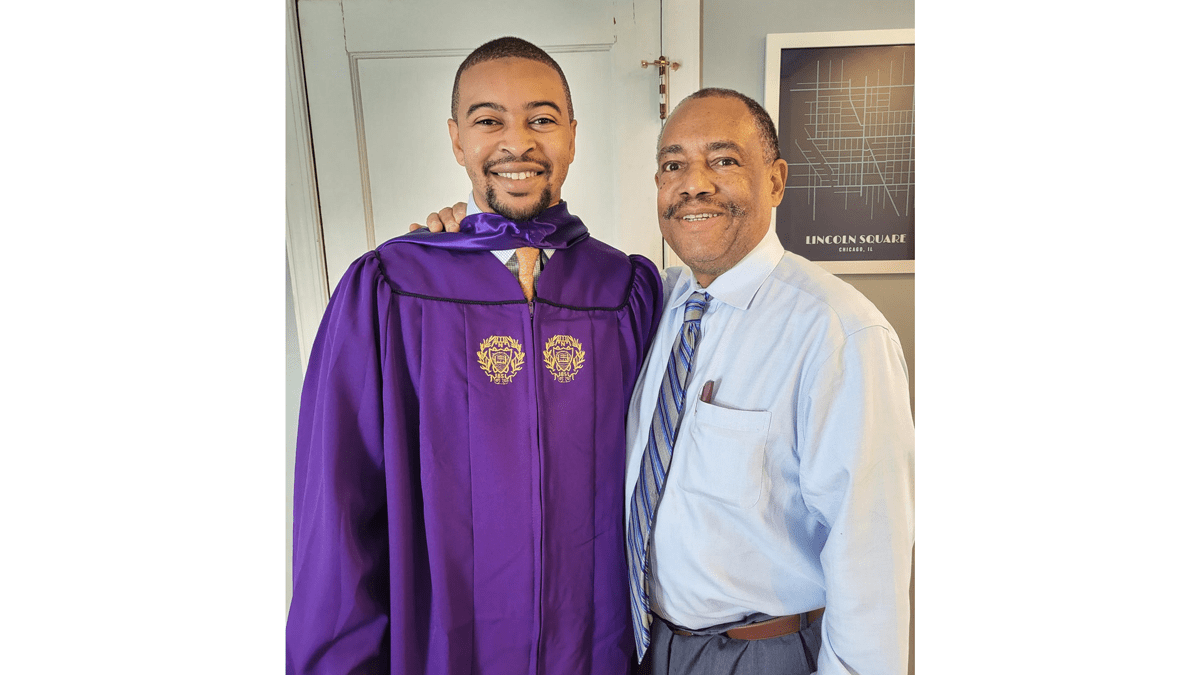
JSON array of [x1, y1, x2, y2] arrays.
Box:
[[288, 226, 663, 674]]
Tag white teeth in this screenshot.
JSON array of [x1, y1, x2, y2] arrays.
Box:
[[682, 213, 719, 221], [497, 171, 538, 180]]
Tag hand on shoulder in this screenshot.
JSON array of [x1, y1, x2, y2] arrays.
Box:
[[408, 202, 467, 232]]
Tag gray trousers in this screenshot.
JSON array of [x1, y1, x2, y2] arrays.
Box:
[[640, 615, 822, 675]]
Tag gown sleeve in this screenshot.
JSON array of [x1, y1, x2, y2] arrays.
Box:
[[287, 253, 392, 675], [626, 254, 665, 375]]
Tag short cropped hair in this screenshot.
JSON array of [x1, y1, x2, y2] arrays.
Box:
[[669, 88, 781, 164], [451, 37, 574, 122]]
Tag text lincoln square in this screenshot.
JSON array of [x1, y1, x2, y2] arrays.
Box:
[[805, 234, 909, 245]]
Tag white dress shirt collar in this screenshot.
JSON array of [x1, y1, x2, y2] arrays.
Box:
[[667, 229, 786, 312], [466, 193, 554, 264]]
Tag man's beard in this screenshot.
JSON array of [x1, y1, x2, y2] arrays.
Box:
[[661, 194, 747, 220], [481, 152, 555, 221], [486, 183, 554, 222]]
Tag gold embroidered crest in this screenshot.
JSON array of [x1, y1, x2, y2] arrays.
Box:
[[477, 336, 525, 385], [543, 335, 586, 383]]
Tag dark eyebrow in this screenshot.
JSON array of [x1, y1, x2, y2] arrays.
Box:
[[466, 101, 506, 118], [657, 144, 683, 162], [526, 100, 562, 114], [706, 140, 742, 153]]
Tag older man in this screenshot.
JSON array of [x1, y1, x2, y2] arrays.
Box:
[[287, 37, 662, 675], [625, 89, 913, 675]]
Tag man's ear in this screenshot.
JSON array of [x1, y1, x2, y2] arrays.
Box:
[[448, 118, 466, 167], [567, 118, 578, 165], [768, 157, 788, 207]]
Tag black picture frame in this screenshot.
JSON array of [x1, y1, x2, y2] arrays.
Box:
[[765, 30, 915, 273]]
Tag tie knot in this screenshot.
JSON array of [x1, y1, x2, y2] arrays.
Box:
[[684, 291, 710, 323]]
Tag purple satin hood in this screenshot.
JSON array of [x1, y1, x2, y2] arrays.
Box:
[[398, 200, 589, 250]]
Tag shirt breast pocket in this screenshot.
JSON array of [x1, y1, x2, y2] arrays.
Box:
[[681, 400, 771, 508]]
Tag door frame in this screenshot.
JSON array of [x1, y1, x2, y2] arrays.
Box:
[[285, 0, 702, 367], [286, 0, 328, 373]]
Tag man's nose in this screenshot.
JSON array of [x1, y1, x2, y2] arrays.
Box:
[[678, 163, 715, 198], [499, 123, 536, 158]]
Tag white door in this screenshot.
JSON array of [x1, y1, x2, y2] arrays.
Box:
[[288, 0, 701, 364]]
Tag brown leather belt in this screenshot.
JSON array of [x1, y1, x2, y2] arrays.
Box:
[[672, 608, 825, 641]]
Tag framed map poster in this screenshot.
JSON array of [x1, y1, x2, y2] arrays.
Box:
[[765, 30, 915, 273]]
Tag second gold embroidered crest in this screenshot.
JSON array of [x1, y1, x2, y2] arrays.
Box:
[[477, 336, 525, 384], [543, 335, 586, 383]]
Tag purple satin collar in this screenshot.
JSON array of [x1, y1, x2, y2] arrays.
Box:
[[397, 201, 589, 251]]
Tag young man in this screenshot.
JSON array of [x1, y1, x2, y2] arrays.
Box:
[[286, 37, 662, 675]]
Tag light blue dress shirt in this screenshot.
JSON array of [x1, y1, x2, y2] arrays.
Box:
[[624, 230, 914, 675]]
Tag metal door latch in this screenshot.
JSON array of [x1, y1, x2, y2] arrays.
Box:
[[641, 57, 681, 119]]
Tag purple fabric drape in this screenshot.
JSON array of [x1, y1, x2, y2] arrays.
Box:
[[399, 201, 589, 251]]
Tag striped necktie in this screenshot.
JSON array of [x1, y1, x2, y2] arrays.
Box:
[[626, 290, 711, 659]]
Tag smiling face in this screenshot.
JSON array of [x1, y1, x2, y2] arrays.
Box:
[[655, 96, 788, 287], [449, 57, 577, 221]]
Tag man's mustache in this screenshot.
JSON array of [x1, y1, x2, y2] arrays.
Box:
[[662, 195, 747, 220], [483, 152, 551, 174]]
